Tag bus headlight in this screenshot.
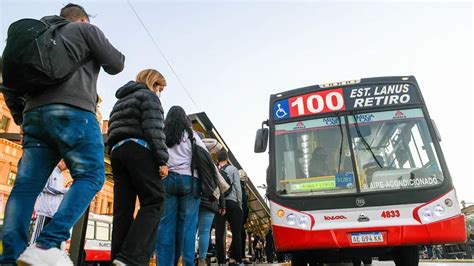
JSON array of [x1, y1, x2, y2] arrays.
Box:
[[421, 209, 433, 221], [298, 216, 310, 229], [286, 213, 297, 225], [433, 205, 445, 217]]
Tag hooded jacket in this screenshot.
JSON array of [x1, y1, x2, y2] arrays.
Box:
[[2, 15, 125, 125], [107, 81, 168, 165]]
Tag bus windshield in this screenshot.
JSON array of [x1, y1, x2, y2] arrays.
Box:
[[349, 108, 444, 193], [274, 116, 356, 196], [273, 108, 445, 197]]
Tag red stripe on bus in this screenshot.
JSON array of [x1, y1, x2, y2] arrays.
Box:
[[84, 250, 111, 262], [272, 214, 466, 252]]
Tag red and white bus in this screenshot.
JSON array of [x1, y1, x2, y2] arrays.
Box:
[[254, 76, 466, 265], [83, 213, 112, 265]]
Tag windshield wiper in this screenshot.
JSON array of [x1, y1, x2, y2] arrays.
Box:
[[352, 114, 382, 168]]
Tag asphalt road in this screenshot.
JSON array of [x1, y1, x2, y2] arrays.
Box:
[[373, 262, 474, 266], [219, 261, 474, 266], [374, 262, 474, 266]]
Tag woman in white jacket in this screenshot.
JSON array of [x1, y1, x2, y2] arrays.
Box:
[[155, 106, 207, 266], [30, 160, 69, 243]]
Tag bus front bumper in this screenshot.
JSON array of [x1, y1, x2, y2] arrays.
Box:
[[273, 214, 467, 252]]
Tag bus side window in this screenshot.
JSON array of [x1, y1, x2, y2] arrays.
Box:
[[96, 221, 110, 241], [86, 220, 95, 240]]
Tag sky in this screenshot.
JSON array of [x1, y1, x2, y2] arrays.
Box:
[[0, 0, 473, 203]]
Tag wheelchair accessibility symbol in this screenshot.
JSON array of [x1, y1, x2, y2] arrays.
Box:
[[275, 104, 287, 119], [274, 100, 289, 120]]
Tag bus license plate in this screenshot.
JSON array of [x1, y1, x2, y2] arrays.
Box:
[[351, 232, 383, 244]]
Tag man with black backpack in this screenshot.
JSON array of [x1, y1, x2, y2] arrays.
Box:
[[0, 3, 124, 265], [215, 150, 243, 266]]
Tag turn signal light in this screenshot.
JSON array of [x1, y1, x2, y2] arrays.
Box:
[[277, 209, 285, 217]]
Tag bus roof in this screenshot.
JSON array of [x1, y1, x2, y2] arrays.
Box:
[[271, 75, 419, 100]]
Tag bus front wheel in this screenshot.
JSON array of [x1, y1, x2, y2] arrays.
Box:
[[362, 257, 373, 264], [352, 258, 362, 266], [291, 253, 306, 266], [394, 246, 419, 266]]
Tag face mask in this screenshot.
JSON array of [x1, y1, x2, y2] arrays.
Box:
[[156, 91, 161, 98]]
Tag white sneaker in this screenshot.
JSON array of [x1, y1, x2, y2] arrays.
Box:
[[112, 259, 127, 266], [17, 243, 73, 266]]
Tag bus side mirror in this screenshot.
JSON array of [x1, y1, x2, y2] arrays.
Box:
[[431, 119, 442, 142], [254, 127, 269, 153]]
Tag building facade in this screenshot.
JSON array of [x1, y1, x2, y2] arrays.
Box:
[[0, 93, 21, 219]]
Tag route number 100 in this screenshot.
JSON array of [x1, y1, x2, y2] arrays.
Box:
[[289, 88, 345, 117]]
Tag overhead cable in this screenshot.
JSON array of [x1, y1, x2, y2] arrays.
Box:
[[127, 0, 199, 108]]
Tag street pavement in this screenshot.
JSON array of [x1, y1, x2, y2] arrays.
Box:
[[211, 261, 474, 266], [375, 262, 474, 266]]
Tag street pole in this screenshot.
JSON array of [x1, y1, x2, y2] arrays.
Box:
[[69, 206, 89, 266]]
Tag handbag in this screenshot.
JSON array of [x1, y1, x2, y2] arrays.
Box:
[[215, 165, 230, 194]]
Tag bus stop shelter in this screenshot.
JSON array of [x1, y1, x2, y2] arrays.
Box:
[[188, 112, 271, 238]]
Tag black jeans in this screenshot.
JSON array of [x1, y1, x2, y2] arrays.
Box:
[[110, 142, 165, 265], [215, 200, 243, 263]]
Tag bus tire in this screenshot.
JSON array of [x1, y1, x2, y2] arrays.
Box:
[[394, 246, 419, 266], [291, 253, 307, 266], [352, 258, 362, 266], [362, 257, 373, 264], [308, 256, 323, 266]]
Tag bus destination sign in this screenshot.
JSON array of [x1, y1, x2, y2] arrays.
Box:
[[273, 83, 420, 120]]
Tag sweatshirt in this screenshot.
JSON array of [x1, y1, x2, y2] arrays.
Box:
[[221, 163, 242, 207], [3, 16, 125, 125]]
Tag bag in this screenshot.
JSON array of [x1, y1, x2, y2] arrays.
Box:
[[218, 164, 233, 197], [1, 16, 91, 94], [191, 138, 218, 201], [215, 166, 230, 195]]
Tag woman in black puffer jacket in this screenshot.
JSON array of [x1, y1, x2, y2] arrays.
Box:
[[107, 69, 168, 266]]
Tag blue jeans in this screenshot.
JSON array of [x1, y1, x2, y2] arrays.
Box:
[[0, 104, 105, 263], [197, 209, 215, 259], [156, 172, 200, 266]]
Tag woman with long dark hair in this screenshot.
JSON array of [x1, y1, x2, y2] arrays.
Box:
[[155, 106, 207, 266], [107, 69, 168, 265]]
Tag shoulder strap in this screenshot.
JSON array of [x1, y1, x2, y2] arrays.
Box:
[[222, 164, 233, 186], [70, 54, 92, 74], [45, 17, 92, 75], [189, 135, 197, 194], [190, 136, 196, 178]]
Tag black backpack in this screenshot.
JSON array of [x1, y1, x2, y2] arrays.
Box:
[[1, 16, 90, 94], [218, 164, 233, 197], [191, 138, 218, 201]]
